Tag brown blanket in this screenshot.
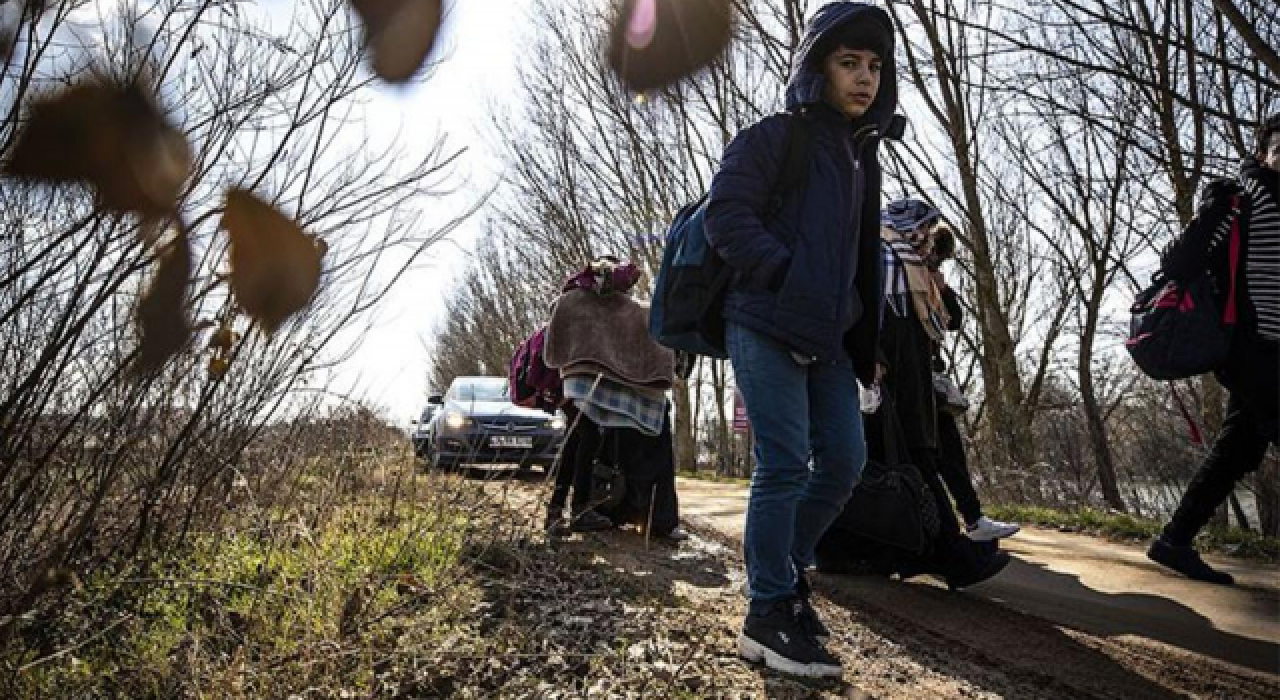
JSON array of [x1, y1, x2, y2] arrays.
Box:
[[544, 289, 675, 387]]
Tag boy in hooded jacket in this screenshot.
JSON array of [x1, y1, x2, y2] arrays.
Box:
[[703, 2, 897, 678]]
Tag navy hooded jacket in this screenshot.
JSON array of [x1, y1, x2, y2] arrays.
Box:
[[703, 2, 896, 385]]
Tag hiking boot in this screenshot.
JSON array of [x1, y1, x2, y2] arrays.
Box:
[[966, 516, 1020, 542], [737, 599, 843, 679], [569, 510, 614, 533], [794, 574, 829, 642], [946, 550, 1011, 591], [1147, 537, 1234, 585]]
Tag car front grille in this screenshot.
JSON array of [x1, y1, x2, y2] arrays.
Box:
[[477, 420, 541, 433]]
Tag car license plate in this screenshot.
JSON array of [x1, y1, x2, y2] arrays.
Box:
[[490, 436, 533, 449]]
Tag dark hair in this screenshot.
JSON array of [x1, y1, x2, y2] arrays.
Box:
[[1257, 114, 1280, 156], [810, 19, 891, 68]]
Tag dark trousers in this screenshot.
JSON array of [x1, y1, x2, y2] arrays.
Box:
[[548, 405, 600, 517], [935, 411, 984, 526], [1165, 336, 1277, 545]]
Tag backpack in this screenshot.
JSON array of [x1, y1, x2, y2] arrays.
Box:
[[1126, 196, 1243, 380], [509, 326, 561, 411], [649, 112, 815, 358], [835, 392, 941, 556]]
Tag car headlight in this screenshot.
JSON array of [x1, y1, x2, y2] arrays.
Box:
[[444, 412, 469, 430], [549, 415, 567, 432]]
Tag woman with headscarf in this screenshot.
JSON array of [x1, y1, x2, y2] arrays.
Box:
[[816, 198, 1010, 590]]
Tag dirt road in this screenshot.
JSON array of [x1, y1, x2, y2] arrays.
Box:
[[676, 477, 1280, 680], [481, 468, 1279, 697]]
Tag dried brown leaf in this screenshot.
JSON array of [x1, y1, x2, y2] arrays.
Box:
[[607, 0, 733, 92], [350, 0, 443, 83], [4, 79, 191, 219], [134, 231, 192, 374], [222, 189, 324, 334]]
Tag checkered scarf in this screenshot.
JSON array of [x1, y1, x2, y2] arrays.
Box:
[[882, 226, 949, 340]]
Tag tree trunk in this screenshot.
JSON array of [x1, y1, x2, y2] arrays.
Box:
[[1256, 457, 1280, 537], [1079, 289, 1126, 511], [956, 159, 1035, 470], [1227, 492, 1251, 531], [904, 0, 1036, 471], [672, 379, 696, 474], [690, 361, 703, 474], [712, 359, 731, 476]]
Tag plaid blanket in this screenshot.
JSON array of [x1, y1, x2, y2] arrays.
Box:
[[563, 374, 667, 437]]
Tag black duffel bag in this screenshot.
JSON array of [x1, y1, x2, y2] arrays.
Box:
[[1126, 197, 1242, 380], [835, 393, 940, 557]]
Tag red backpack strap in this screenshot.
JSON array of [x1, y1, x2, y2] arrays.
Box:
[[1224, 194, 1242, 325]]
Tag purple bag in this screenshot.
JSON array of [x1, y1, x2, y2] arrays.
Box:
[[562, 259, 641, 295], [509, 326, 562, 411]]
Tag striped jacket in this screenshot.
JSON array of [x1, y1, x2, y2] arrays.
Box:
[[1161, 158, 1280, 343]]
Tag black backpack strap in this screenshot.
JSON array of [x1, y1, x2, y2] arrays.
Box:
[[767, 110, 814, 215], [779, 110, 813, 195]]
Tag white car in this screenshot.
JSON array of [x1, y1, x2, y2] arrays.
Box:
[[422, 376, 566, 471]]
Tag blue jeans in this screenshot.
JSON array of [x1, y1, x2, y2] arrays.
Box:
[[727, 323, 866, 614]]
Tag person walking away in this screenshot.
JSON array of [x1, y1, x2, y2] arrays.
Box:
[[1148, 115, 1280, 585], [704, 2, 897, 678], [874, 200, 1011, 582], [926, 223, 1019, 541]]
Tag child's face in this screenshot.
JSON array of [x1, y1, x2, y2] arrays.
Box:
[[821, 48, 881, 120]]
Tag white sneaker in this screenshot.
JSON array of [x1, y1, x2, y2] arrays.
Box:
[[967, 516, 1020, 541]]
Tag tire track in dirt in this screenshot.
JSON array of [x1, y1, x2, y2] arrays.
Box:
[[477, 468, 1278, 698]]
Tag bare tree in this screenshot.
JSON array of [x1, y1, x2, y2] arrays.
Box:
[[0, 0, 465, 618]]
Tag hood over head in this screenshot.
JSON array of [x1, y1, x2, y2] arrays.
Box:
[[785, 2, 898, 130]]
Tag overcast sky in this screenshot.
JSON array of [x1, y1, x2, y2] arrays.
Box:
[[329, 0, 534, 423]]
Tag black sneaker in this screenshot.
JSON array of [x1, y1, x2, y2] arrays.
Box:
[[737, 599, 843, 679], [794, 574, 830, 642], [569, 510, 614, 533], [1147, 537, 1234, 585]]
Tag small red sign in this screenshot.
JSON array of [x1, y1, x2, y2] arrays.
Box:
[[733, 389, 749, 434]]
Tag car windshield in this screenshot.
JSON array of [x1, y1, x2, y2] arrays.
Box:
[[453, 379, 509, 402]]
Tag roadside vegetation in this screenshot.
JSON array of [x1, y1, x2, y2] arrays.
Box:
[[985, 504, 1280, 562], [2, 435, 763, 699]]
